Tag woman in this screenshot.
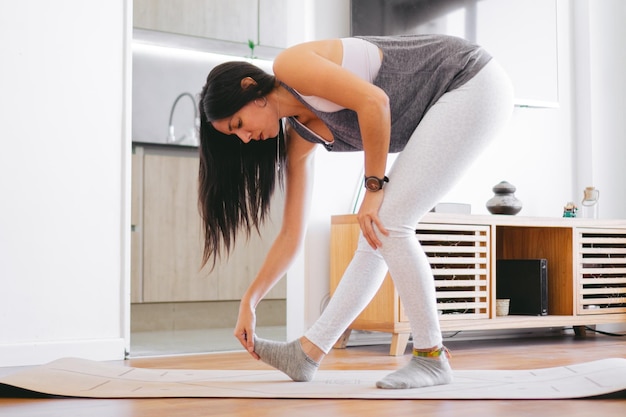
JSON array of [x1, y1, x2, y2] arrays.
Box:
[[198, 34, 513, 389]]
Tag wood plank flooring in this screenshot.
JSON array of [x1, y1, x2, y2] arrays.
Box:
[[1, 333, 625, 417]]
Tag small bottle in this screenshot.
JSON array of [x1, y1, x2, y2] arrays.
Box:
[[581, 186, 599, 219]]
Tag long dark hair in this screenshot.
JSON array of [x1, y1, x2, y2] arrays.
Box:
[[198, 61, 286, 268]]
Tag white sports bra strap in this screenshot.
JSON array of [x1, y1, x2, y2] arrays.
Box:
[[296, 38, 382, 112]]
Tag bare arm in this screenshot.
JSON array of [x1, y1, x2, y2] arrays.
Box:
[[234, 128, 316, 357], [273, 40, 391, 248]]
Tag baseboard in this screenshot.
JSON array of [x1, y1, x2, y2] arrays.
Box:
[[0, 338, 126, 368]]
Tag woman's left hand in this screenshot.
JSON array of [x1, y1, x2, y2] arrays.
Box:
[[357, 190, 389, 249], [234, 301, 260, 359]]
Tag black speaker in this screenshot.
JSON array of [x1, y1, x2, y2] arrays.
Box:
[[496, 259, 548, 316]]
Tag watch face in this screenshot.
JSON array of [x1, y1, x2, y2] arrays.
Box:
[[365, 177, 381, 191]]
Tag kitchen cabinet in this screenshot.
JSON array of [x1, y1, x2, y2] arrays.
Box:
[[134, 0, 257, 45], [133, 0, 295, 49], [131, 143, 285, 303], [330, 213, 626, 355]]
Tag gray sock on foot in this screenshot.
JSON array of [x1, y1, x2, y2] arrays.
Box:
[[253, 337, 319, 382], [376, 355, 453, 389]]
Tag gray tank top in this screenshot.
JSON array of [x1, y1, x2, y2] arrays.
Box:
[[285, 34, 492, 153]]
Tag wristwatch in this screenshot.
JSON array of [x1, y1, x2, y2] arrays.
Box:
[[364, 175, 389, 192]]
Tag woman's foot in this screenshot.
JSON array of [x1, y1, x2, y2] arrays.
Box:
[[376, 346, 453, 389], [253, 336, 321, 382]]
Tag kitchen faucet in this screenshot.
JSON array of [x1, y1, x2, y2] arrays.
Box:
[[167, 92, 200, 145]]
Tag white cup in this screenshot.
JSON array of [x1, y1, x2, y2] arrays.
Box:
[[496, 299, 510, 316]]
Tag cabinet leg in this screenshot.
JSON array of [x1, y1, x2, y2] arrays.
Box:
[[574, 325, 595, 338], [390, 333, 410, 356], [573, 325, 587, 338], [333, 329, 353, 349]]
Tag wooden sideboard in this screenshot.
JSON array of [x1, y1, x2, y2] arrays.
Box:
[[330, 213, 626, 355]]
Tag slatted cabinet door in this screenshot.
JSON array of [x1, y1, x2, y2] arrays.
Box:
[[413, 224, 490, 321], [577, 228, 626, 314]]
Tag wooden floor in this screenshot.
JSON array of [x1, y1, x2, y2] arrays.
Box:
[[1, 333, 625, 417]]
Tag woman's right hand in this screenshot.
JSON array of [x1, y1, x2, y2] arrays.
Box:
[[234, 301, 260, 359], [357, 189, 388, 249]]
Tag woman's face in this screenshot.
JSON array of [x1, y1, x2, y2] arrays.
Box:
[[211, 98, 279, 143]]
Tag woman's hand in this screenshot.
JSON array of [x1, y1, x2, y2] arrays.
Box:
[[234, 301, 260, 359], [357, 190, 389, 249]]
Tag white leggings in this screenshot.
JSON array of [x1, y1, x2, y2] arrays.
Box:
[[305, 60, 514, 353]]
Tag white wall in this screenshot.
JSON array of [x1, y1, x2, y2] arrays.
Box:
[[441, 0, 625, 219], [574, 0, 626, 219], [0, 1, 131, 366]]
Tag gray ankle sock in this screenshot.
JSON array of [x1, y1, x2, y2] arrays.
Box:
[[376, 355, 453, 389], [253, 337, 319, 382]]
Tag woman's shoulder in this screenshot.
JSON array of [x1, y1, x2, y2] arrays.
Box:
[[273, 39, 343, 73]]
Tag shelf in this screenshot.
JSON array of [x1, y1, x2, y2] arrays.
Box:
[[440, 314, 626, 332]]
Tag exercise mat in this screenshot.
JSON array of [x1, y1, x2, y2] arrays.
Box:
[[1, 357, 625, 399]]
